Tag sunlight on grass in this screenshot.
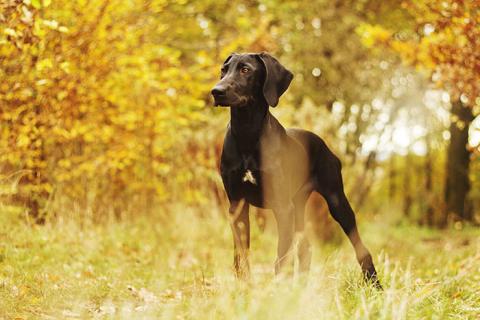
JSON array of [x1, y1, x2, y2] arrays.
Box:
[[0, 205, 479, 319]]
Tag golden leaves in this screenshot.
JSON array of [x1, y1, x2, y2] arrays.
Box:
[[27, 0, 51, 9], [0, 0, 240, 213], [357, 1, 480, 105], [4, 27, 18, 37], [356, 24, 392, 47], [16, 134, 30, 148]]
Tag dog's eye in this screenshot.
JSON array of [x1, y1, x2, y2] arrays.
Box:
[[240, 67, 250, 74], [220, 68, 227, 78]]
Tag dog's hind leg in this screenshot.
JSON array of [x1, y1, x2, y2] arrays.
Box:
[[324, 191, 381, 287], [296, 227, 311, 276], [273, 204, 295, 276], [316, 161, 382, 288], [293, 186, 313, 276]]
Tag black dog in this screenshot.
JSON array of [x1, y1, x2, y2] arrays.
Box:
[[211, 52, 380, 286]]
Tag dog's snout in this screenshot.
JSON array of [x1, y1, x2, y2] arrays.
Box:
[[211, 86, 226, 97]]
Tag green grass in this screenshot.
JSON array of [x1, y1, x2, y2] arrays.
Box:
[[0, 205, 479, 319]]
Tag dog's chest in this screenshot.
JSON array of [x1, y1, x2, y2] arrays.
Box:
[[242, 169, 257, 185], [240, 155, 260, 185]]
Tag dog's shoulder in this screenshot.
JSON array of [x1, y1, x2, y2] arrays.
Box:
[[286, 127, 342, 168], [220, 123, 241, 170]]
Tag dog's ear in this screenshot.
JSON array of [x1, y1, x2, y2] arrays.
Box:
[[256, 52, 293, 107], [223, 52, 236, 65]]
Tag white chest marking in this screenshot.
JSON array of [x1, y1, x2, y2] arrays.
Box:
[[242, 170, 257, 185]]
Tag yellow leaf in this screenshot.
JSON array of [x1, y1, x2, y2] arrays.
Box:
[[4, 28, 18, 37], [42, 20, 59, 30], [36, 58, 53, 72], [17, 135, 30, 148]]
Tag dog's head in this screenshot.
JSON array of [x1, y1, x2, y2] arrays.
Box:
[[211, 52, 293, 108]]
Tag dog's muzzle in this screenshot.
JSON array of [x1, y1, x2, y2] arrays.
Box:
[[211, 86, 229, 106]]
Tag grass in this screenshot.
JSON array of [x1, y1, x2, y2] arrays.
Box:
[[0, 204, 479, 319]]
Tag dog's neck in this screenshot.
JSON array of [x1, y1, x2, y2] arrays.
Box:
[[230, 100, 269, 151]]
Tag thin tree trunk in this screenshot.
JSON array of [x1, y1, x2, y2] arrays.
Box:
[[424, 134, 434, 226], [403, 152, 412, 217], [389, 154, 396, 202], [354, 150, 377, 210], [444, 100, 474, 225], [27, 105, 48, 223]]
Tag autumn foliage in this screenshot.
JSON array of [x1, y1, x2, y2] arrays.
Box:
[[1, 0, 479, 224], [1, 0, 220, 218]]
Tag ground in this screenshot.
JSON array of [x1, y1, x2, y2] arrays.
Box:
[[0, 205, 479, 319]]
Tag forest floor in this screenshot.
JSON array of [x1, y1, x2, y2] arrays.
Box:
[[1, 205, 479, 320]]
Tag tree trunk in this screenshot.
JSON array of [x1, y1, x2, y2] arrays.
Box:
[[444, 100, 474, 224], [424, 134, 434, 226], [389, 154, 396, 202], [26, 105, 48, 223], [353, 150, 377, 210], [403, 152, 412, 217]]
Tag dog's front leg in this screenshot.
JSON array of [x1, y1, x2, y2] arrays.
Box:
[[229, 199, 250, 280], [273, 202, 295, 277], [262, 159, 296, 277]]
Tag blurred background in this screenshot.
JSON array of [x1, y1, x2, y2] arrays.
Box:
[[1, 0, 479, 231], [2, 1, 480, 318]]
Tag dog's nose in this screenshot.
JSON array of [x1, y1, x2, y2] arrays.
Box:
[[211, 86, 226, 97]]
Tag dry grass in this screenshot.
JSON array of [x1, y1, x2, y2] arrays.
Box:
[[0, 204, 479, 319]]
